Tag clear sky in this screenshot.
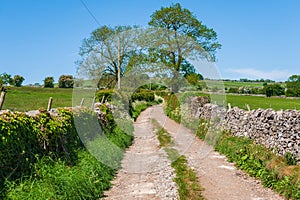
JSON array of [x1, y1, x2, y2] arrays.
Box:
[[1, 0, 300, 84]]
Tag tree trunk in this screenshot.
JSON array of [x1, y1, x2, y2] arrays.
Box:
[[117, 37, 121, 90]]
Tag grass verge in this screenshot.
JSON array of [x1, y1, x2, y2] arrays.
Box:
[[214, 131, 300, 200], [4, 149, 115, 199], [152, 119, 205, 200]]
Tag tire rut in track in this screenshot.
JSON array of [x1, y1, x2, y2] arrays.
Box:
[[102, 107, 178, 200]]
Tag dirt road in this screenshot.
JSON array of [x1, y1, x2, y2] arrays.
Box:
[[103, 105, 283, 200]]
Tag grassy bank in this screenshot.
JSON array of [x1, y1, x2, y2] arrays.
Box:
[[1, 106, 133, 199], [214, 131, 300, 199]]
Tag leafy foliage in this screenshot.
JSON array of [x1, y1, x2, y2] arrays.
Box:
[[164, 94, 181, 122], [1, 105, 134, 199], [43, 76, 54, 88], [0, 73, 13, 86], [286, 75, 300, 97], [96, 89, 113, 102], [58, 75, 74, 88], [78, 25, 140, 90], [264, 83, 285, 97], [149, 3, 221, 60], [13, 75, 25, 87], [131, 92, 155, 102]]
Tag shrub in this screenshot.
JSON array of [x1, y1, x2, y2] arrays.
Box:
[[264, 84, 285, 97], [58, 75, 74, 88], [43, 77, 54, 88], [96, 90, 113, 102], [164, 94, 181, 122], [1, 105, 134, 199], [13, 75, 25, 87], [131, 92, 155, 102], [155, 91, 170, 98], [136, 83, 167, 92], [228, 87, 238, 93], [285, 75, 300, 97], [0, 109, 80, 193]]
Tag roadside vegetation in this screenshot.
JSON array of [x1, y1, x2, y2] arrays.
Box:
[[164, 94, 300, 200], [0, 105, 133, 199], [152, 119, 205, 200]]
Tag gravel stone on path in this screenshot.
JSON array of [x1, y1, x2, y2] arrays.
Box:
[[102, 107, 178, 200]]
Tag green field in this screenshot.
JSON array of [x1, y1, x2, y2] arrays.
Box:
[[2, 87, 300, 112], [225, 94, 300, 110], [186, 92, 300, 111], [202, 80, 265, 89], [2, 87, 73, 112], [223, 81, 264, 88]]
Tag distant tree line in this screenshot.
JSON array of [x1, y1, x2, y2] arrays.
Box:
[[0, 73, 25, 87], [239, 78, 275, 83], [226, 75, 300, 97], [0, 73, 74, 89], [43, 75, 74, 88]]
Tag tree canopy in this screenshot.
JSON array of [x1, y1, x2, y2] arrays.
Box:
[[77, 3, 221, 92], [286, 75, 300, 97], [147, 3, 221, 91], [78, 25, 141, 89], [149, 3, 221, 60], [13, 75, 25, 87]]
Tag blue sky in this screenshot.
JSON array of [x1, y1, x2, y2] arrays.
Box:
[[1, 0, 300, 84]]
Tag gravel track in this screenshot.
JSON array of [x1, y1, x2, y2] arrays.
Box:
[[103, 105, 284, 200]]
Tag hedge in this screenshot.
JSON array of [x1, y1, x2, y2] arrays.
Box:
[[0, 105, 133, 198]]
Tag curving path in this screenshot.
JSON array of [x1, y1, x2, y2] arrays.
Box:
[[103, 105, 283, 200]]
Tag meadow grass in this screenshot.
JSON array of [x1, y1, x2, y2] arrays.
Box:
[[2, 87, 73, 111], [2, 87, 99, 112], [180, 92, 300, 111], [226, 94, 300, 110], [3, 87, 300, 112], [202, 80, 265, 89]]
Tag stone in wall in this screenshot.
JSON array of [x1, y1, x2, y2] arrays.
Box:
[[187, 96, 300, 163]]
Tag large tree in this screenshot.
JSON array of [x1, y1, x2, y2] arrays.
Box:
[[78, 25, 141, 90], [148, 3, 221, 92]]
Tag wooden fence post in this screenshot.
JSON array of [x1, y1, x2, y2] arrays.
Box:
[[246, 104, 251, 111], [47, 97, 53, 111], [228, 103, 231, 110], [100, 95, 105, 104], [91, 96, 96, 110], [80, 98, 85, 107], [0, 88, 7, 110]]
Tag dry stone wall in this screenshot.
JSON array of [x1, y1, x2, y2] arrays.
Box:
[[189, 97, 300, 162]]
